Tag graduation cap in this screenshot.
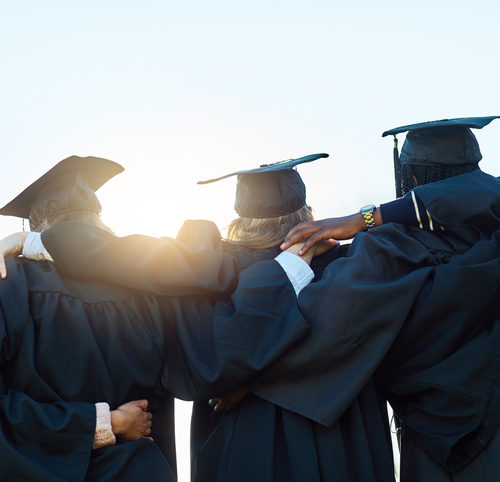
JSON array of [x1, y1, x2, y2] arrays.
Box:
[[382, 116, 499, 196], [383, 116, 499, 165], [0, 155, 124, 222], [198, 153, 328, 218]]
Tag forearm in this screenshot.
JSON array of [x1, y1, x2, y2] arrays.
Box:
[[342, 210, 383, 236], [40, 220, 238, 295]]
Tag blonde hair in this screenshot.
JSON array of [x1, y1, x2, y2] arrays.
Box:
[[225, 205, 314, 249]]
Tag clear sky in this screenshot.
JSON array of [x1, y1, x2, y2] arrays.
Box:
[[1, 1, 499, 480]]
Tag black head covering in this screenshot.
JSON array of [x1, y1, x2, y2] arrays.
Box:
[[382, 116, 499, 197], [198, 153, 328, 218], [0, 155, 124, 221]]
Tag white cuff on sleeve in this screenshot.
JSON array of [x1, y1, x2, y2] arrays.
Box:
[[274, 251, 314, 297], [22, 232, 53, 262], [93, 402, 116, 449]]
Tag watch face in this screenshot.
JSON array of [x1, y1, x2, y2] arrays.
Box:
[[360, 204, 376, 214]]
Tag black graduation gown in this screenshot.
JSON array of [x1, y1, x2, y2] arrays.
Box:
[[190, 246, 395, 482], [248, 171, 500, 481], [190, 388, 393, 482], [39, 171, 500, 481], [41, 221, 396, 482], [0, 221, 308, 481], [0, 259, 176, 482]]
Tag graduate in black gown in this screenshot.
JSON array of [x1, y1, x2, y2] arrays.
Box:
[[0, 155, 179, 481], [277, 116, 500, 481], [4, 131, 497, 482], [0, 156, 311, 481], [190, 155, 396, 482], [12, 153, 411, 482]]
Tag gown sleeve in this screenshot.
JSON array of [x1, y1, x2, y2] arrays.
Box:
[[158, 259, 311, 400], [375, 230, 500, 472], [253, 171, 500, 432], [251, 223, 438, 427], [413, 170, 500, 231], [255, 225, 500, 472], [0, 388, 96, 482], [380, 191, 439, 231], [0, 297, 96, 482], [41, 219, 238, 296]]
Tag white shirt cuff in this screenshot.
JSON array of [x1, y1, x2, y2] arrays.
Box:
[[93, 402, 116, 449], [22, 232, 53, 262], [274, 251, 314, 296]]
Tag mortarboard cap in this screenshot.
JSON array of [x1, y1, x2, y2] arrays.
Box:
[[382, 116, 499, 197], [0, 155, 124, 220], [198, 153, 328, 218], [382, 116, 499, 166], [382, 116, 500, 137]]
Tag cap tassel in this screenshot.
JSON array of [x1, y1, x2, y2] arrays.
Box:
[[393, 136, 403, 198]]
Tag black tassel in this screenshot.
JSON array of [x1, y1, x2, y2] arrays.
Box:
[[393, 136, 402, 198]]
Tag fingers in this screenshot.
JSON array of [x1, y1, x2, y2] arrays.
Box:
[[132, 408, 153, 438], [112, 401, 154, 440], [282, 224, 304, 243], [142, 416, 152, 437], [132, 399, 149, 410], [208, 398, 224, 412], [281, 223, 309, 246], [281, 227, 319, 251], [281, 230, 309, 250], [208, 393, 247, 412], [296, 232, 326, 255]]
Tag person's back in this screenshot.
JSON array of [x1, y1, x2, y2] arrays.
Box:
[[189, 155, 395, 482], [275, 118, 500, 481], [376, 176, 500, 479], [0, 155, 178, 480], [377, 118, 500, 481], [1, 255, 178, 481], [190, 242, 395, 482]]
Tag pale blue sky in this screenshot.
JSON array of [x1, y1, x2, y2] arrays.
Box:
[[2, 1, 499, 239], [1, 1, 499, 479]]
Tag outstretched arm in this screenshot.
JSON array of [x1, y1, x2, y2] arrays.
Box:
[[280, 211, 382, 255], [280, 190, 436, 255], [40, 220, 238, 296], [0, 221, 238, 295]]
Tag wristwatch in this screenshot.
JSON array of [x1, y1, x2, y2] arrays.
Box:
[[360, 204, 376, 231]]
